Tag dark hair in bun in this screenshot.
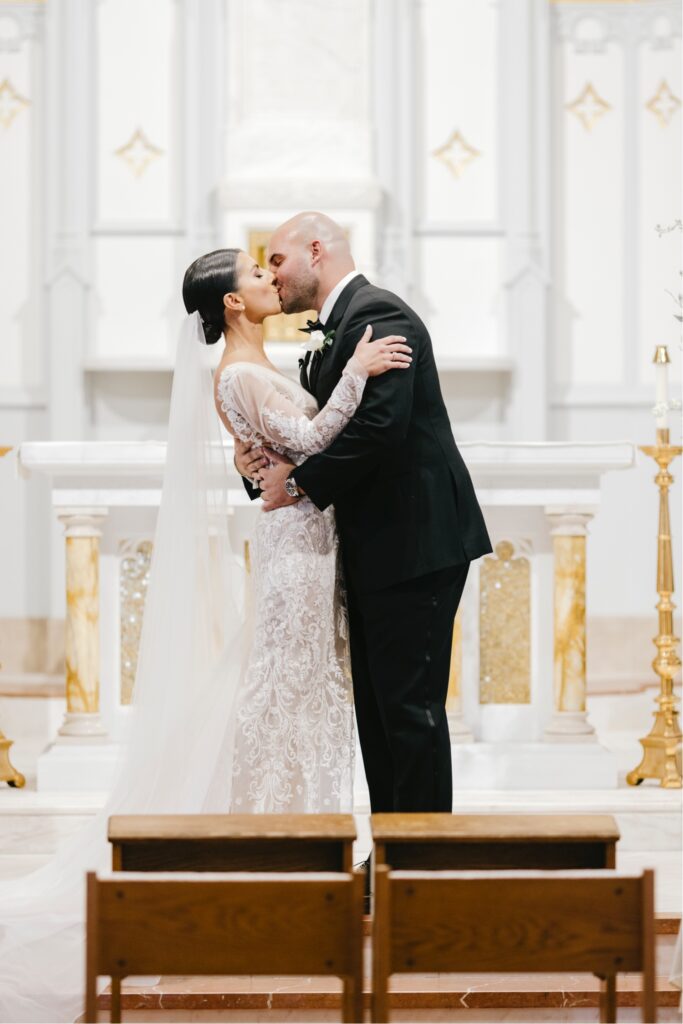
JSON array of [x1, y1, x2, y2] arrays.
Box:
[[182, 248, 242, 345]]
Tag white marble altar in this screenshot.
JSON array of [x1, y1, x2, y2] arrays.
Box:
[[17, 439, 634, 792]]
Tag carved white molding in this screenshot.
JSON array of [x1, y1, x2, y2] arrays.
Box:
[[0, 4, 45, 53], [553, 0, 681, 52], [220, 177, 383, 210], [0, 387, 47, 410], [545, 508, 595, 537]]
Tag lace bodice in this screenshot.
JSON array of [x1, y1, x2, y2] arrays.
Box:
[[216, 356, 368, 464]]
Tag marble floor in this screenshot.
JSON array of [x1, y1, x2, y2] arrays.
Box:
[[1, 784, 680, 908], [2, 688, 681, 1022]]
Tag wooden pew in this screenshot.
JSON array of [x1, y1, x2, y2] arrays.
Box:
[[108, 813, 356, 872], [371, 867, 656, 1024], [85, 870, 364, 1024], [371, 813, 620, 871]]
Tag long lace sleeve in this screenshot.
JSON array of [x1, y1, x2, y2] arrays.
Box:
[[217, 357, 368, 456]]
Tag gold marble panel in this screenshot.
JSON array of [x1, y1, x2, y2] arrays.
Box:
[[119, 539, 153, 706], [479, 541, 531, 704], [65, 536, 100, 713], [446, 608, 462, 710], [553, 534, 586, 712]]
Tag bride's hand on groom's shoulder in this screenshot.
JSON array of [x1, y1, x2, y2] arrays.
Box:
[[353, 325, 413, 377]]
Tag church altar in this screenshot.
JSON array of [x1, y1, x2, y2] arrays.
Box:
[[17, 440, 635, 796]]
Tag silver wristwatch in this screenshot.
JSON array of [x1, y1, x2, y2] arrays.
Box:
[[284, 476, 300, 499]]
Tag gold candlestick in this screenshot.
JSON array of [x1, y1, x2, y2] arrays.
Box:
[[0, 446, 25, 788], [627, 425, 682, 788]]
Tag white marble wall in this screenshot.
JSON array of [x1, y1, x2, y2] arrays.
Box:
[[547, 1, 682, 618], [0, 0, 680, 638]]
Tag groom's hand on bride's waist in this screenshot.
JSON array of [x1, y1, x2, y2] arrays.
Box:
[[259, 458, 305, 511], [234, 439, 269, 484]]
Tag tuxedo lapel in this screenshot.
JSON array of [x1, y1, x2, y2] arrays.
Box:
[[309, 350, 324, 393], [299, 350, 312, 393], [311, 275, 370, 400]]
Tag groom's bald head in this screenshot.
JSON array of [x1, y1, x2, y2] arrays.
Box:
[[268, 211, 355, 314], [276, 211, 350, 255]]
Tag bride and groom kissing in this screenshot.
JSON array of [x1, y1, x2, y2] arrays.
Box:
[[0, 211, 493, 1024], [186, 210, 492, 816]]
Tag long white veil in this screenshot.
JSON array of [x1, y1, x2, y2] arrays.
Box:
[[0, 313, 248, 1022]]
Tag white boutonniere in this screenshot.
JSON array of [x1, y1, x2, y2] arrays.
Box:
[[300, 329, 336, 354]]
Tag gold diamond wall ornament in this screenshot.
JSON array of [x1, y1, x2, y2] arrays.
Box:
[[0, 78, 30, 130], [114, 127, 163, 178], [432, 129, 481, 179], [566, 82, 612, 131], [646, 80, 681, 127]]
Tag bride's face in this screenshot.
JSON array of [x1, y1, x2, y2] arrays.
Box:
[[230, 251, 281, 323]]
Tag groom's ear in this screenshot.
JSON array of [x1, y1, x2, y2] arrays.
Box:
[[310, 240, 322, 265]]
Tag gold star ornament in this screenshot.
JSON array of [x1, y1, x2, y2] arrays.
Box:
[[432, 129, 481, 179], [0, 78, 30, 130], [114, 128, 164, 178], [646, 80, 681, 127], [566, 82, 612, 132]]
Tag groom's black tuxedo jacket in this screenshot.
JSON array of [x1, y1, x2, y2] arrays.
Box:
[[246, 274, 492, 593]]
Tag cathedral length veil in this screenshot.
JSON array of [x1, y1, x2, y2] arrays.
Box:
[[0, 312, 249, 1023]]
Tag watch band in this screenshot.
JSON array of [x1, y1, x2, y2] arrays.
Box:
[[285, 475, 300, 499]]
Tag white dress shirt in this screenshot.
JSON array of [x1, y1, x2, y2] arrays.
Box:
[[319, 270, 362, 326]]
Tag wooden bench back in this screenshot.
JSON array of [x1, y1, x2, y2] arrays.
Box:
[[85, 870, 364, 1023], [372, 868, 655, 1023], [107, 813, 357, 872]]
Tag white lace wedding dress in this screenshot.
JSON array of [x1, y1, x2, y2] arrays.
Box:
[[0, 318, 374, 1023], [216, 354, 368, 813]]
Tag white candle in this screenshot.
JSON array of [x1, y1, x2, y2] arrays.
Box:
[[654, 346, 670, 430]]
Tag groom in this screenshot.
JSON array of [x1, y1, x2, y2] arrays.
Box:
[[236, 212, 491, 814]]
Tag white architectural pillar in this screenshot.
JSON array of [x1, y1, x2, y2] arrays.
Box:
[[501, 0, 551, 441], [372, 0, 416, 299], [544, 508, 597, 742]]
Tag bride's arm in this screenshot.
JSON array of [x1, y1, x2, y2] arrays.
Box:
[[217, 357, 368, 457], [217, 333, 411, 457]]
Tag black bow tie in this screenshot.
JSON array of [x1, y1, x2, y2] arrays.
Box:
[[300, 318, 324, 335]]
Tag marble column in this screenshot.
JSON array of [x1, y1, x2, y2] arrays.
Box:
[[544, 510, 596, 742], [57, 509, 108, 737], [447, 609, 474, 742]]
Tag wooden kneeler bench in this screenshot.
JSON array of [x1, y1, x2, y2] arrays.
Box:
[[86, 870, 365, 1023], [108, 814, 357, 873], [371, 813, 620, 872], [371, 867, 656, 1023]]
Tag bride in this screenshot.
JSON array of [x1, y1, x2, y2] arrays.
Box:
[[183, 247, 411, 812], [0, 250, 410, 1022]]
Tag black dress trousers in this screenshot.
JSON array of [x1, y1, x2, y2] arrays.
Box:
[[346, 562, 470, 813]]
